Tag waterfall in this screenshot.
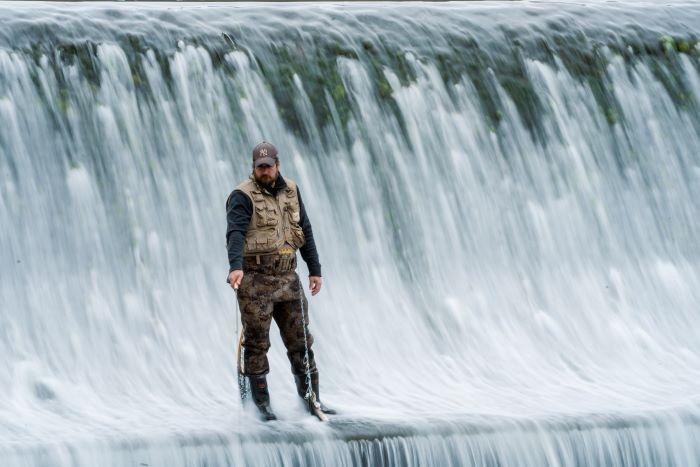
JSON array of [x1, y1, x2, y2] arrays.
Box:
[[1, 2, 699, 465]]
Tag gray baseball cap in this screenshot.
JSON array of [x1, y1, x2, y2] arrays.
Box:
[[252, 141, 279, 167]]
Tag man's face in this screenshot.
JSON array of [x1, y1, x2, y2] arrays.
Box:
[[253, 161, 279, 187]]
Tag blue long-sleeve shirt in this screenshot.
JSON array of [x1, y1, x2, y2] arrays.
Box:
[[225, 173, 322, 279]]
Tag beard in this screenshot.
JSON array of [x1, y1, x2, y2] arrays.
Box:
[[254, 172, 276, 189]]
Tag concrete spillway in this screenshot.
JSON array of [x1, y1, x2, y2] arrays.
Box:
[[1, 2, 699, 465]]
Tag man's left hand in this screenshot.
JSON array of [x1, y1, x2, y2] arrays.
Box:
[[309, 276, 322, 296]]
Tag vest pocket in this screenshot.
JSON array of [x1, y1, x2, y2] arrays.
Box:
[[244, 236, 257, 251], [245, 227, 280, 253], [254, 206, 278, 227], [254, 207, 267, 227], [290, 226, 305, 248], [288, 212, 305, 247], [283, 195, 305, 248]]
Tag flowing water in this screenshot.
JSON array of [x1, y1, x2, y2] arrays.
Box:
[[1, 1, 699, 465]]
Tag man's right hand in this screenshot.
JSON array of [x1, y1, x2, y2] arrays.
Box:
[[229, 269, 243, 290]]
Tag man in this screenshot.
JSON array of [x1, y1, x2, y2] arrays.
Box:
[[225, 141, 335, 421]]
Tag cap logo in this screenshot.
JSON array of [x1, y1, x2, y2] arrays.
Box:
[[259, 148, 268, 157]]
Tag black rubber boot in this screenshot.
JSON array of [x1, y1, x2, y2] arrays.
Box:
[[293, 370, 337, 415], [248, 374, 277, 421]]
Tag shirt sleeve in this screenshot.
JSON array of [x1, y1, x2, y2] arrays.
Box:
[[297, 188, 322, 277], [225, 190, 252, 283]]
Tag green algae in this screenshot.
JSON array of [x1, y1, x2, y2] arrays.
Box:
[[16, 27, 700, 152]]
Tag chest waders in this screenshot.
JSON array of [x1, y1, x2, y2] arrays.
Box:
[[234, 282, 327, 421]]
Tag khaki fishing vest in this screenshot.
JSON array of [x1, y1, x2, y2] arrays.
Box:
[[235, 175, 306, 255]]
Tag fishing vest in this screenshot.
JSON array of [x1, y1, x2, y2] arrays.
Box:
[[235, 175, 306, 255]]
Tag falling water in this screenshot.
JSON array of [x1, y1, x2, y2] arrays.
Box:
[[1, 2, 699, 465]]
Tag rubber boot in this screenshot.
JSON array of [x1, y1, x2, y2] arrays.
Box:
[[293, 370, 337, 415], [248, 374, 277, 421]]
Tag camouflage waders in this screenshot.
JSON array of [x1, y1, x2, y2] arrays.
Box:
[[236, 252, 316, 377]]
